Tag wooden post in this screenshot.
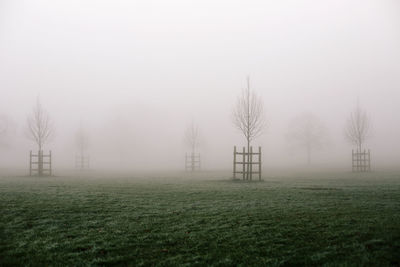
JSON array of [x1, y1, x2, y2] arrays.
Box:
[[233, 146, 236, 179], [29, 150, 32, 176], [356, 149, 359, 172], [242, 147, 245, 180], [363, 149, 367, 172], [355, 149, 357, 172], [363, 149, 366, 172], [357, 150, 359, 172], [351, 150, 353, 172], [368, 149, 371, 172], [259, 146, 262, 181], [356, 150, 358, 172], [49, 150, 52, 176], [191, 152, 194, 172], [363, 150, 366, 172], [249, 146, 253, 181], [38, 150, 42, 176], [81, 153, 84, 171], [352, 150, 354, 172], [355, 149, 358, 172]]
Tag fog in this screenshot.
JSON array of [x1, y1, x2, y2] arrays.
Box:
[[1, 0, 399, 171]]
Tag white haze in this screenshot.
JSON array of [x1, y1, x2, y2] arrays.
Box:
[[0, 0, 399, 171]]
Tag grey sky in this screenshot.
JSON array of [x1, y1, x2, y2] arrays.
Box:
[[1, 0, 399, 170]]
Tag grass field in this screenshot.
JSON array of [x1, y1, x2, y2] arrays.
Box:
[[0, 171, 399, 266]]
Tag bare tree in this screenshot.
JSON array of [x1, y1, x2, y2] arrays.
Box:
[[232, 76, 266, 154], [26, 98, 54, 151], [184, 121, 200, 155], [345, 105, 371, 152], [286, 113, 328, 165], [184, 121, 201, 171], [232, 76, 266, 179]]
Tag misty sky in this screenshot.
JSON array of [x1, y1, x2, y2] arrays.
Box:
[[1, 0, 399, 170]]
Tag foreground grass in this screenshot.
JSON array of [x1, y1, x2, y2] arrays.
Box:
[[0, 171, 399, 266]]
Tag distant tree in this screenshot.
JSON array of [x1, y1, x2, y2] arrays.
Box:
[[26, 98, 54, 151], [184, 121, 200, 155], [184, 121, 201, 171], [345, 105, 371, 152], [232, 76, 266, 178], [286, 113, 328, 165], [75, 123, 89, 158]]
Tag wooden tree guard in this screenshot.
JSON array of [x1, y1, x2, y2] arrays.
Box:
[[233, 146, 262, 181], [185, 153, 201, 172], [352, 149, 371, 172], [30, 150, 52, 176], [75, 154, 90, 171]]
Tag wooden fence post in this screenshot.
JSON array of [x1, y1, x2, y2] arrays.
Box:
[[199, 154, 201, 171], [242, 147, 245, 180], [259, 146, 262, 181], [363, 150, 366, 172], [49, 150, 52, 176], [233, 146, 236, 179], [29, 150, 32, 176], [39, 150, 42, 176], [368, 149, 371, 172], [356, 150, 359, 172], [351, 149, 353, 172], [81, 152, 84, 171], [191, 152, 194, 172], [249, 146, 253, 181]]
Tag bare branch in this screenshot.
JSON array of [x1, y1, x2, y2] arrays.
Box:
[[345, 105, 371, 152], [231, 76, 266, 147], [26, 98, 54, 151]]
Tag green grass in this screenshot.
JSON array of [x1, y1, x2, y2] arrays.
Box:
[[0, 171, 399, 266]]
